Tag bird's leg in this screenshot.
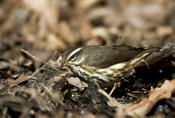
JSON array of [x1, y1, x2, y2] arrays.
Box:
[[109, 82, 118, 96]]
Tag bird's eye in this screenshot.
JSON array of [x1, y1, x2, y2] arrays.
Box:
[[70, 54, 76, 61]]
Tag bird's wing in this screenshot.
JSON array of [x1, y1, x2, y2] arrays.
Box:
[[85, 45, 146, 68]]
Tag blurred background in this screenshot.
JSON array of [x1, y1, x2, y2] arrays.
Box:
[[0, 0, 175, 60]]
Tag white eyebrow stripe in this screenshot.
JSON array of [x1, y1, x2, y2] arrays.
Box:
[[67, 48, 82, 61]]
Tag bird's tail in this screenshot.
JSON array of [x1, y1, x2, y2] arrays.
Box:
[[129, 47, 160, 66]]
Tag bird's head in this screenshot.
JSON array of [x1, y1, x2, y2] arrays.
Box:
[[60, 47, 87, 68]]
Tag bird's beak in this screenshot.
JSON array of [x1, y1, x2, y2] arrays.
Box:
[[59, 62, 67, 70]]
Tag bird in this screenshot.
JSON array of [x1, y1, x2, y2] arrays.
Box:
[[60, 45, 157, 90]]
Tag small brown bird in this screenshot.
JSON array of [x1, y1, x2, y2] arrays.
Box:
[[60, 45, 156, 89]]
